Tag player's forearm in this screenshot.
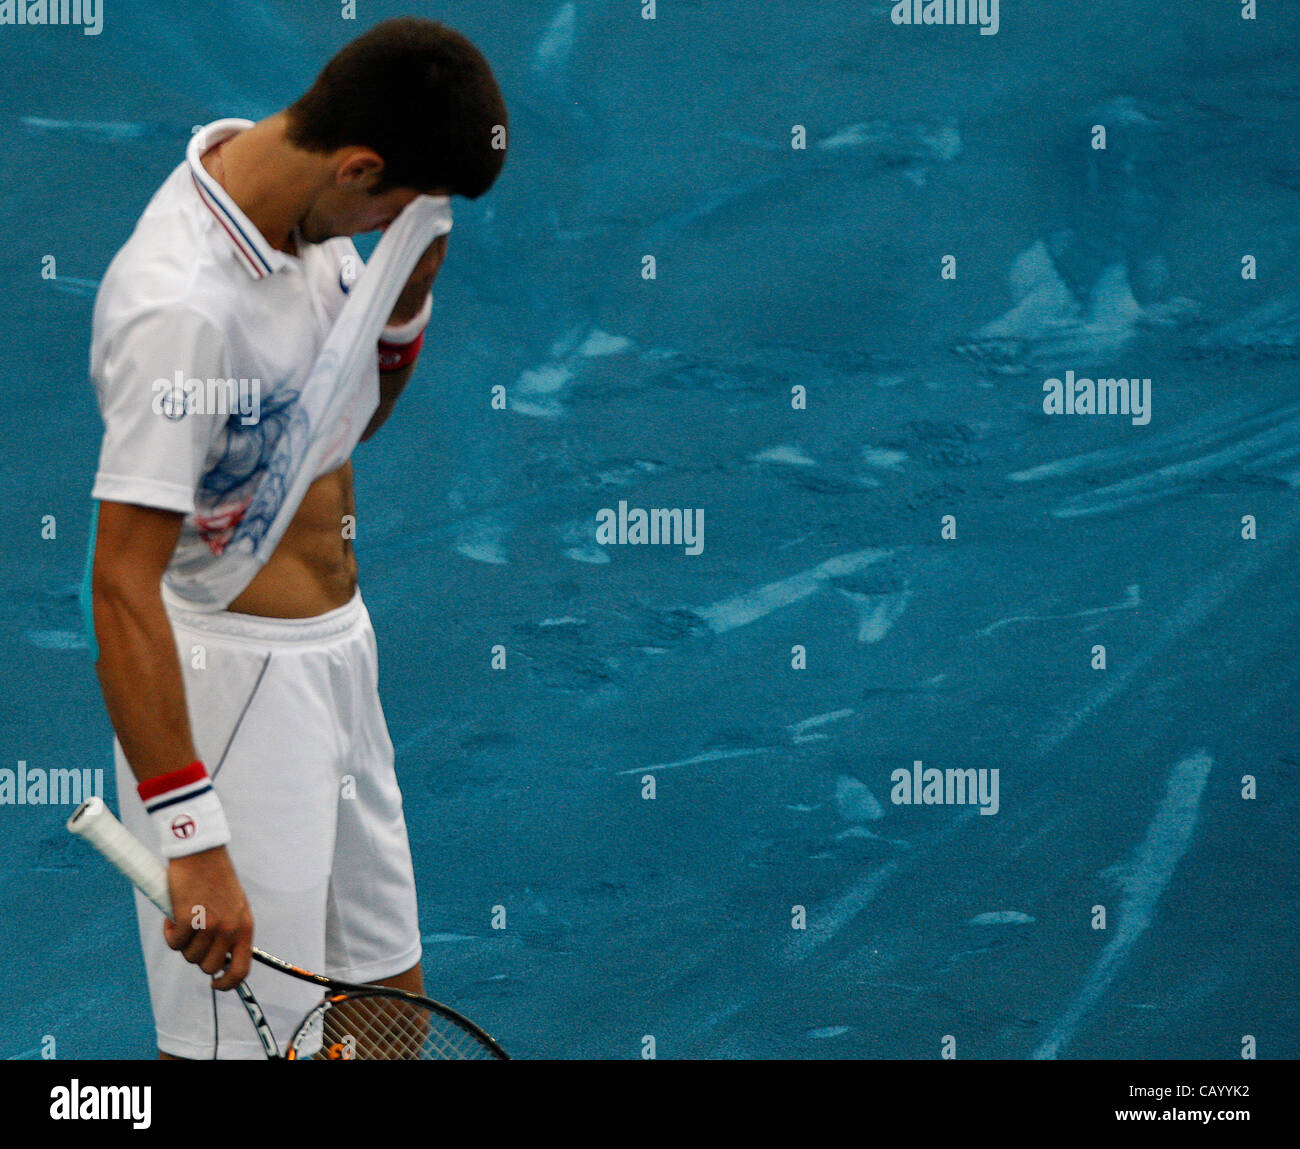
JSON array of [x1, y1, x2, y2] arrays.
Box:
[[365, 250, 440, 441], [91, 574, 199, 783], [388, 232, 445, 326], [361, 361, 415, 441], [389, 278, 434, 327]]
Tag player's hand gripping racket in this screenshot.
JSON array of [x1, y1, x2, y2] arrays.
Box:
[[68, 798, 508, 1060]]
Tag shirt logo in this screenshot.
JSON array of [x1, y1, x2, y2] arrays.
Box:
[[339, 255, 358, 295], [159, 383, 188, 421]]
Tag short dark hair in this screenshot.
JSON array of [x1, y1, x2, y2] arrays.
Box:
[[286, 17, 507, 198]]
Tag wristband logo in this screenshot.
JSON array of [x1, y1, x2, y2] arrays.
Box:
[[170, 813, 196, 840]]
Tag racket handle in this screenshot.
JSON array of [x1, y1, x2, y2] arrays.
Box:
[[68, 797, 174, 919]]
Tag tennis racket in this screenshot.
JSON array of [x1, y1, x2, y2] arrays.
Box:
[[67, 797, 509, 1060]]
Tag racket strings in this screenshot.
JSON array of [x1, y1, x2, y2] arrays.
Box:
[[296, 991, 500, 1060]]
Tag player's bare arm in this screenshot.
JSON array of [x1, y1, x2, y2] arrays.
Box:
[[91, 501, 253, 989], [363, 231, 450, 442]]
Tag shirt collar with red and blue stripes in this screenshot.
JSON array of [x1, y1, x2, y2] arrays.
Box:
[[186, 118, 289, 281]]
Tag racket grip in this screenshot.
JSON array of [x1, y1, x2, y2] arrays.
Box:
[[67, 797, 174, 919]]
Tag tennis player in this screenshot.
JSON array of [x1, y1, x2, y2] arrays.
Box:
[[86, 18, 506, 1058]]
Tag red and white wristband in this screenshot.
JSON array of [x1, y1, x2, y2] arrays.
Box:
[[137, 761, 231, 859], [378, 291, 432, 373]]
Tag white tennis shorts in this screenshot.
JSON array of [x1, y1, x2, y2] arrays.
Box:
[[114, 589, 422, 1059]]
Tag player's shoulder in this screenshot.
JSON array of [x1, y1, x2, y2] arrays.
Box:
[[95, 169, 232, 338], [93, 262, 228, 363]]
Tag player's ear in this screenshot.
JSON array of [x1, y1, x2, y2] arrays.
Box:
[[335, 148, 385, 193]]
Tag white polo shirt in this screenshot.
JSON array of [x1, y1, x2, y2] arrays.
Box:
[[89, 118, 363, 605]]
